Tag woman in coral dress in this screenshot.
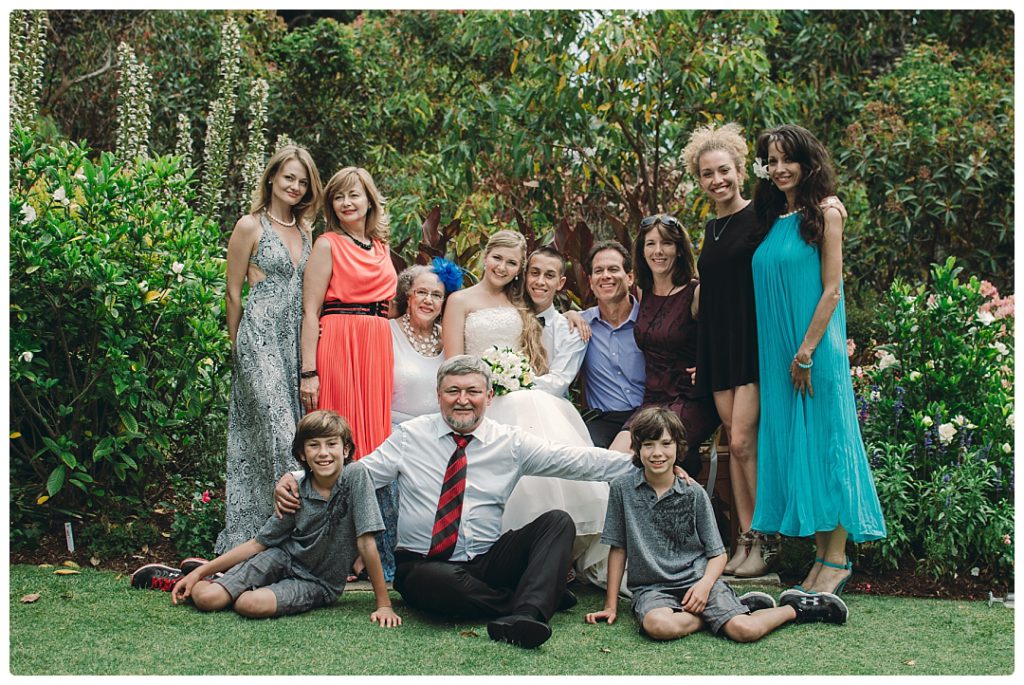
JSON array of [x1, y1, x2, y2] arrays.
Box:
[[300, 166, 398, 577]]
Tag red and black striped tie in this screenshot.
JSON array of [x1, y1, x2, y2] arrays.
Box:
[[427, 433, 472, 559]]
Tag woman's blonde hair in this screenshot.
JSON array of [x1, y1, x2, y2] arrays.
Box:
[[250, 145, 323, 227], [322, 166, 390, 241], [483, 230, 548, 375], [681, 122, 749, 181]]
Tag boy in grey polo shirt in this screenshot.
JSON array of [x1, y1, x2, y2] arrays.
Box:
[[171, 411, 400, 625], [586, 408, 847, 641]]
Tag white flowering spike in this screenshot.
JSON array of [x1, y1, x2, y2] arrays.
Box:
[[10, 11, 49, 131], [241, 78, 270, 214], [201, 18, 242, 216], [937, 422, 956, 445], [115, 42, 153, 160]]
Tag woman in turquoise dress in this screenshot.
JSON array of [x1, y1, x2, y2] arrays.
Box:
[[750, 125, 885, 597]]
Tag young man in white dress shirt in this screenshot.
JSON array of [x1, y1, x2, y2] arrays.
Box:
[[274, 355, 639, 649], [524, 246, 586, 398]]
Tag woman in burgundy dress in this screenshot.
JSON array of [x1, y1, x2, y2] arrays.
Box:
[[607, 215, 719, 477]]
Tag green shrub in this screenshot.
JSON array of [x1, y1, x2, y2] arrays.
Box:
[[853, 258, 1014, 578], [8, 128, 230, 541], [80, 518, 163, 560], [169, 480, 225, 558], [841, 41, 1014, 295]]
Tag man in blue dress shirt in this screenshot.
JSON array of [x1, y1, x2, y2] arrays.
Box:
[[579, 241, 647, 447]]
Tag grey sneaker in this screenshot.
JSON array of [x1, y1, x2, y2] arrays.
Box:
[[738, 590, 777, 612]]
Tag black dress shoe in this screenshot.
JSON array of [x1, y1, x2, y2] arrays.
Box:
[[780, 591, 848, 625], [487, 614, 552, 648], [557, 589, 578, 611]]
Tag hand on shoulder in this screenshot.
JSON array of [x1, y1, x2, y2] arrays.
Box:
[[819, 195, 848, 219]]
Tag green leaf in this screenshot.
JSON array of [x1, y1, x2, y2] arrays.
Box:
[[46, 465, 67, 496]]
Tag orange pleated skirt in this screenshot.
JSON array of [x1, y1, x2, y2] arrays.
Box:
[[316, 313, 394, 459]]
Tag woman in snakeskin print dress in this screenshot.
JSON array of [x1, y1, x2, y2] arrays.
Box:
[[215, 146, 323, 553]]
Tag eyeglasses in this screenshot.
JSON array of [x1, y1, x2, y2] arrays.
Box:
[[412, 289, 445, 302], [640, 214, 682, 231]]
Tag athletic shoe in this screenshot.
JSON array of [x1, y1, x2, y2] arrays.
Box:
[[130, 563, 183, 592], [179, 557, 209, 576], [738, 590, 777, 612], [487, 614, 552, 648], [780, 591, 849, 625]]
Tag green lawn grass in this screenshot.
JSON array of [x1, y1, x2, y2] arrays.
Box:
[[8, 564, 1014, 675]]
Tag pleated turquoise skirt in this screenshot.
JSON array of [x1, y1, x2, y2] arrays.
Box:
[[751, 213, 886, 543]]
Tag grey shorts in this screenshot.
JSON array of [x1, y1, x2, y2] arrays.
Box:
[[214, 547, 334, 617], [631, 579, 747, 634]]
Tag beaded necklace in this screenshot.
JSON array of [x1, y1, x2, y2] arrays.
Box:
[[401, 314, 442, 356]]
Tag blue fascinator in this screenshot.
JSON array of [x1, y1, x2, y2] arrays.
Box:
[[431, 256, 464, 294]]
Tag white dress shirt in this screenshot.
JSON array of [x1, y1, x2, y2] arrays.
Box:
[[532, 304, 586, 398], [359, 413, 633, 561]]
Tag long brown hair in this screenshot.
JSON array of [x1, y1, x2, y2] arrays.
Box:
[[632, 216, 698, 292], [483, 230, 549, 375], [249, 145, 323, 228], [752, 124, 837, 246]]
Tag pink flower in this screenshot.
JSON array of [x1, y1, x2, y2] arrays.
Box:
[[979, 280, 999, 299], [201, 491, 211, 504], [847, 339, 856, 358], [1004, 534, 1012, 545]]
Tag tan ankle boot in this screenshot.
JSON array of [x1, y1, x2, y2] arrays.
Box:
[[733, 533, 782, 578], [724, 530, 753, 575]]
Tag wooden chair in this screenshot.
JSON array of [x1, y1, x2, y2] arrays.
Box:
[[699, 427, 739, 547]]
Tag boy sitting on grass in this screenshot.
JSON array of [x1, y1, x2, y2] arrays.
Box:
[[170, 410, 400, 626], [585, 407, 846, 641]]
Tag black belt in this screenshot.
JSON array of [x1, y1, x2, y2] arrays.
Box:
[[321, 300, 390, 318]]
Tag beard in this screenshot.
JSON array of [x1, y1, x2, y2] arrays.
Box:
[[444, 407, 481, 433]]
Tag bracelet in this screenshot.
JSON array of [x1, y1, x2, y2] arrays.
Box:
[[300, 370, 318, 379], [794, 356, 813, 369]]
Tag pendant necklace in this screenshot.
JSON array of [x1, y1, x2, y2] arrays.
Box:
[[712, 212, 735, 241]]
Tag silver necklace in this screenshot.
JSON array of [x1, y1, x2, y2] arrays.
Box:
[[266, 209, 296, 227], [712, 212, 735, 241], [401, 314, 441, 356]]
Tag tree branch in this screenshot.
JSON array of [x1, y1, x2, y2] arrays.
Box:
[[49, 46, 115, 103]]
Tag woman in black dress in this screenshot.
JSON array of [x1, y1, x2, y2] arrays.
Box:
[[607, 215, 719, 479], [683, 122, 775, 577]]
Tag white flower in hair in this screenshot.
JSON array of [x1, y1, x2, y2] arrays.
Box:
[[752, 157, 770, 180]]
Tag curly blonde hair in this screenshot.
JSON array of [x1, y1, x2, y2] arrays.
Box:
[[681, 122, 749, 181], [483, 230, 549, 375]]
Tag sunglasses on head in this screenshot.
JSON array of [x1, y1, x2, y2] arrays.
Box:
[[640, 214, 682, 230]]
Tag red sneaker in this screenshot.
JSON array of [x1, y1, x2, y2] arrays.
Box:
[[130, 563, 182, 592]]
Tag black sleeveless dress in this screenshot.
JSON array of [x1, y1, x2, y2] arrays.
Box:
[[695, 203, 759, 394]]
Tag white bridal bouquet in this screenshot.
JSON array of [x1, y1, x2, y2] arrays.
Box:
[[480, 346, 535, 396]]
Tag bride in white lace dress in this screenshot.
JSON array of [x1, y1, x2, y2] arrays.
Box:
[[442, 230, 614, 584]]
